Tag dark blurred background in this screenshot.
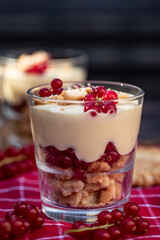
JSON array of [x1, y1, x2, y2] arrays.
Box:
[[0, 0, 160, 140]]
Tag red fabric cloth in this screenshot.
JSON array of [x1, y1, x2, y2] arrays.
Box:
[[0, 170, 160, 240]]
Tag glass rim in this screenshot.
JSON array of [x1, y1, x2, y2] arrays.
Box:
[[0, 47, 88, 64], [27, 80, 145, 104]]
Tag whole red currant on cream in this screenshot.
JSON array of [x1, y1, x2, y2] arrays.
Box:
[[39, 88, 51, 97], [102, 90, 118, 101], [51, 78, 63, 89], [93, 86, 106, 98]]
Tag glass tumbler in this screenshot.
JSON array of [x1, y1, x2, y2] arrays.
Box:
[[1, 48, 88, 146], [27, 81, 144, 223]]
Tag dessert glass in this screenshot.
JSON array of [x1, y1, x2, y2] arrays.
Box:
[[27, 81, 144, 223], [0, 48, 88, 146]]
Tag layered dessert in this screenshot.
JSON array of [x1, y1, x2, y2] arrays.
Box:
[[28, 79, 143, 209], [1, 49, 87, 145]]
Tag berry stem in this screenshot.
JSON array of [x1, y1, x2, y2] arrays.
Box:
[[65, 222, 115, 234], [0, 154, 27, 167]]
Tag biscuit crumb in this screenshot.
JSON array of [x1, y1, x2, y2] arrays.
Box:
[[51, 178, 84, 197], [87, 161, 110, 172], [61, 87, 92, 101], [98, 179, 116, 204]]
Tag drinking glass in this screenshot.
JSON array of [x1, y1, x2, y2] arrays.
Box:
[[27, 80, 144, 223]]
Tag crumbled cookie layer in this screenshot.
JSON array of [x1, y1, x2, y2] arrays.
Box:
[[49, 155, 127, 208]]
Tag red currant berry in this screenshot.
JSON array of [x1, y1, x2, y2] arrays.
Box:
[[93, 229, 111, 240], [74, 158, 89, 170], [23, 219, 31, 233], [101, 103, 117, 114], [105, 150, 120, 165], [124, 201, 139, 217], [71, 84, 81, 89], [109, 225, 122, 240], [98, 211, 113, 225], [89, 222, 100, 236], [39, 88, 51, 97], [56, 87, 63, 95], [133, 214, 142, 222], [5, 146, 20, 157], [10, 218, 25, 236], [26, 62, 47, 74], [90, 222, 100, 228], [65, 147, 76, 159], [35, 62, 47, 73], [93, 105, 101, 113], [31, 214, 44, 229], [25, 205, 39, 222], [25, 158, 35, 170], [72, 221, 87, 230], [28, 144, 35, 154], [22, 145, 34, 158], [84, 102, 95, 112], [0, 219, 12, 235], [0, 150, 5, 160], [46, 154, 57, 166], [51, 78, 62, 89], [93, 86, 106, 98], [2, 163, 19, 178], [90, 110, 97, 117], [84, 93, 96, 101], [21, 145, 32, 155], [85, 103, 101, 114], [74, 168, 85, 180], [111, 209, 123, 223], [136, 218, 149, 234], [44, 145, 59, 155], [105, 142, 115, 152], [102, 90, 118, 101], [5, 212, 17, 222], [120, 216, 137, 234], [0, 234, 11, 240], [16, 160, 28, 173], [58, 156, 73, 169], [14, 201, 27, 218], [71, 221, 89, 239], [51, 87, 58, 95]]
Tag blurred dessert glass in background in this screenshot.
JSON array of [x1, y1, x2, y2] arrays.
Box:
[[0, 48, 88, 147]]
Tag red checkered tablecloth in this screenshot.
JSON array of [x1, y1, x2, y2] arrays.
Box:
[[0, 170, 160, 240]]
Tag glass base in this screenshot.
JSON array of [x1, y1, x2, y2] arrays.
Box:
[[42, 196, 130, 223]]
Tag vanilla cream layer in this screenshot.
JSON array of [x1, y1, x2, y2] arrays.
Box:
[[3, 66, 86, 105], [30, 102, 142, 163]]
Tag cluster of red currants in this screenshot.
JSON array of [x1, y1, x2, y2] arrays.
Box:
[[67, 201, 150, 240], [83, 86, 118, 115], [39, 79, 118, 116], [44, 142, 120, 181], [39, 78, 63, 97], [0, 145, 36, 180], [0, 201, 44, 240]]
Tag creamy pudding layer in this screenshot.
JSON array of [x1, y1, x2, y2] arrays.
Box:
[[3, 66, 86, 105], [30, 102, 142, 163]]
